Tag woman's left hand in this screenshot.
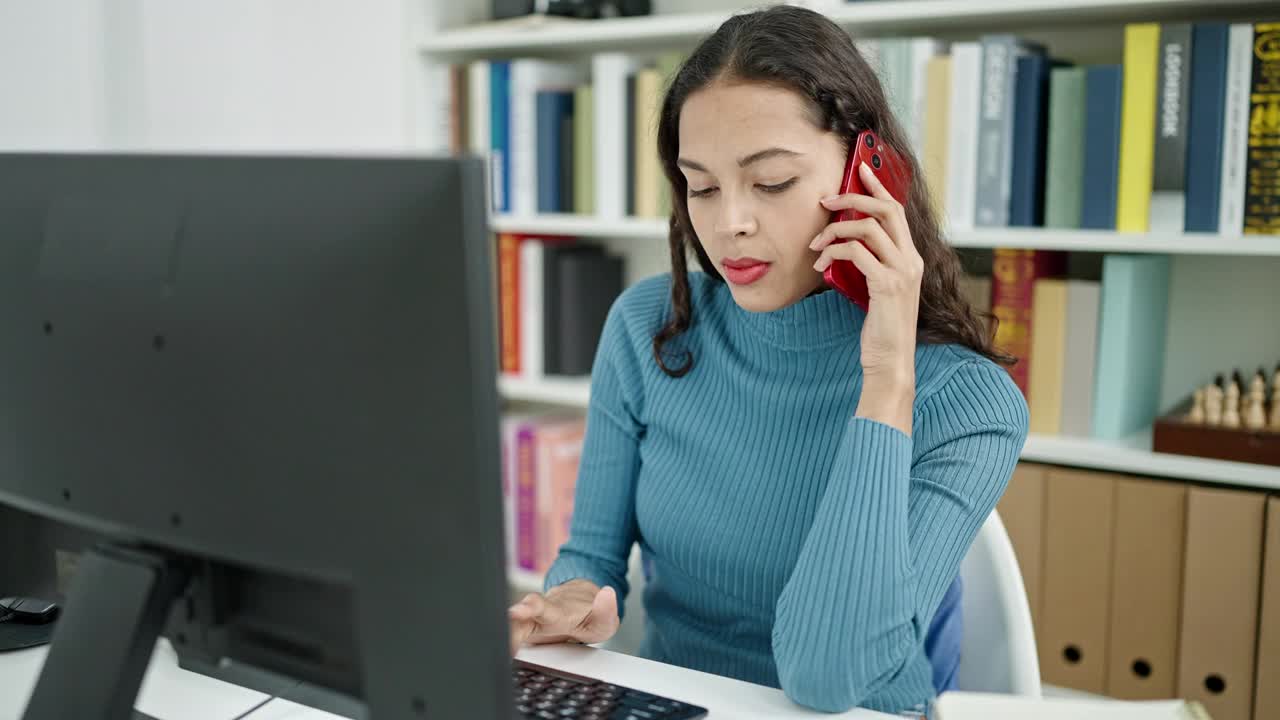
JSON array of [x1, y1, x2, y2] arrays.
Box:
[[809, 161, 921, 434]]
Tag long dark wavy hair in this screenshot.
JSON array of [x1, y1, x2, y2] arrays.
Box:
[[652, 4, 1010, 377]]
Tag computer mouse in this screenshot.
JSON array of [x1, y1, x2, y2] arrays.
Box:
[[0, 597, 60, 625]]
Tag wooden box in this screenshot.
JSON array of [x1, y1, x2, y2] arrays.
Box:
[[1153, 400, 1280, 467]]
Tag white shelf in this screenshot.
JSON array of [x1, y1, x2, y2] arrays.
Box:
[[423, 0, 1276, 58], [491, 213, 666, 240], [508, 567, 546, 595], [499, 374, 591, 406], [497, 376, 1280, 490], [490, 214, 1280, 256]]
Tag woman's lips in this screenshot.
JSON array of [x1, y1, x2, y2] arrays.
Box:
[[722, 258, 771, 285]]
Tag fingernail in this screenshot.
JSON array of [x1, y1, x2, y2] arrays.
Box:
[[809, 234, 821, 249], [860, 161, 872, 174], [820, 195, 838, 204]]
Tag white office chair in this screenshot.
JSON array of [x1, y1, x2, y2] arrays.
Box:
[[955, 510, 1042, 697], [605, 510, 1043, 699]]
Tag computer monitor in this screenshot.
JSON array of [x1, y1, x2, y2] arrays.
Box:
[[0, 153, 511, 719]]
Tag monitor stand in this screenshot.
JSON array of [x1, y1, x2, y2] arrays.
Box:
[[20, 543, 188, 720]]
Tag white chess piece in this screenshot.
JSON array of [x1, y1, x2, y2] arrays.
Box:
[[1245, 388, 1267, 430], [1271, 385, 1280, 431], [1205, 383, 1224, 426], [1223, 381, 1241, 429], [1187, 387, 1206, 424]]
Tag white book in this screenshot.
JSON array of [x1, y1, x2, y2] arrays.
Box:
[[1218, 23, 1253, 236], [519, 239, 546, 380], [592, 53, 646, 219], [467, 61, 491, 213], [909, 38, 949, 151], [934, 692, 1210, 720], [510, 60, 586, 217], [1060, 280, 1101, 437], [946, 42, 982, 233]]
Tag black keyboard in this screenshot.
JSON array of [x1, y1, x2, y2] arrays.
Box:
[[513, 659, 709, 719]]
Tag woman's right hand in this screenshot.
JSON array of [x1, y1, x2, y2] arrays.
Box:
[[507, 579, 621, 656]]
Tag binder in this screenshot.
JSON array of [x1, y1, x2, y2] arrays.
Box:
[[997, 462, 1047, 637], [1106, 478, 1187, 699], [1254, 497, 1280, 720], [1177, 487, 1266, 720], [1040, 468, 1116, 692]]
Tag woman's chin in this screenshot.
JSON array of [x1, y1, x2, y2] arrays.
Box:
[[726, 282, 795, 313]]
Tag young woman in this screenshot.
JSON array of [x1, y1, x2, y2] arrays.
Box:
[[508, 5, 1028, 714]]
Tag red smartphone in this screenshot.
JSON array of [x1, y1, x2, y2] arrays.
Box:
[[823, 130, 913, 310]]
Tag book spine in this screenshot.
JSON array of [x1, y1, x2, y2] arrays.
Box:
[[1150, 23, 1193, 232], [574, 84, 594, 215], [489, 61, 510, 213], [976, 36, 1031, 227], [1244, 22, 1280, 235], [592, 53, 641, 219], [992, 249, 1066, 398], [946, 43, 982, 232], [1218, 24, 1255, 235], [516, 423, 537, 572], [1044, 67, 1087, 228], [1183, 23, 1230, 233], [536, 91, 563, 214], [519, 239, 545, 379], [1009, 55, 1051, 227], [559, 94, 575, 213], [1081, 66, 1125, 229], [1116, 23, 1160, 232], [633, 68, 663, 218], [923, 56, 952, 215], [498, 233, 521, 375]]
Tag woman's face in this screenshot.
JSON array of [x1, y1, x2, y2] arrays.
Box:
[[677, 81, 847, 312]]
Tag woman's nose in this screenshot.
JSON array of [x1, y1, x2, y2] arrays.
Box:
[[714, 194, 758, 238]]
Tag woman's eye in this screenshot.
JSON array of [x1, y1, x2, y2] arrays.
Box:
[[757, 178, 799, 194], [688, 187, 718, 198]]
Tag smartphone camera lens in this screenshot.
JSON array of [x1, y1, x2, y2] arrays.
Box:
[[871, 154, 882, 170], [864, 134, 875, 149]]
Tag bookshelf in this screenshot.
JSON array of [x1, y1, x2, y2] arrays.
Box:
[[421, 0, 1276, 58], [491, 214, 1280, 257], [500, 375, 1280, 492]]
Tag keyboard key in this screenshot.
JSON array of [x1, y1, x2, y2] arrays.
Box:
[[537, 711, 559, 720]]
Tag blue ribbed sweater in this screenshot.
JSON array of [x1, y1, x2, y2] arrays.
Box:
[[544, 272, 1029, 714]]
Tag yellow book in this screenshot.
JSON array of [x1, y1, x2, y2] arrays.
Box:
[[633, 68, 663, 218], [923, 56, 952, 216], [1116, 23, 1160, 232], [1027, 278, 1067, 435]]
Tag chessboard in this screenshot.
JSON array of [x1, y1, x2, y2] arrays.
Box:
[[1153, 366, 1280, 467]]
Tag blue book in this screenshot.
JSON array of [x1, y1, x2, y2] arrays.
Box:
[[1091, 254, 1171, 441], [1080, 65, 1124, 230], [489, 61, 511, 214], [1183, 23, 1230, 233], [536, 91, 574, 213], [1009, 55, 1053, 227]]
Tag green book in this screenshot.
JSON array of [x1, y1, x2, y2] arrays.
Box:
[[573, 84, 594, 215], [1044, 67, 1087, 228]]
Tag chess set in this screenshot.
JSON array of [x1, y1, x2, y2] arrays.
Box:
[[1153, 365, 1280, 467]]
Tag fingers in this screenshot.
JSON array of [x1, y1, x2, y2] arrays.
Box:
[[574, 586, 621, 645], [819, 163, 917, 257], [507, 587, 621, 653], [811, 218, 899, 271], [814, 237, 885, 282]]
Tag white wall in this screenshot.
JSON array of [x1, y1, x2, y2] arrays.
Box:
[[1, 0, 422, 152]]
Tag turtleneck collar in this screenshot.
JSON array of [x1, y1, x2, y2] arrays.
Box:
[[715, 280, 866, 351]]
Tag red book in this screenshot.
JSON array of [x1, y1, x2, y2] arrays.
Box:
[[498, 233, 521, 374], [991, 249, 1067, 399]]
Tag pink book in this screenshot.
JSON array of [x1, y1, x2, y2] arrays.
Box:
[[535, 419, 587, 574], [515, 422, 539, 572]]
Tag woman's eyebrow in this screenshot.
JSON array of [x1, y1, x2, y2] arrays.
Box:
[[676, 147, 804, 173]]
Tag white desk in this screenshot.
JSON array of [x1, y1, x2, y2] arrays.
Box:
[[0, 640, 898, 719]]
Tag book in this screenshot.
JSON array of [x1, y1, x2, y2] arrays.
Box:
[[536, 90, 574, 213], [975, 36, 1045, 227], [632, 67, 664, 218], [592, 53, 646, 219], [1219, 24, 1254, 234], [498, 232, 522, 374], [490, 61, 511, 213], [534, 418, 586, 574], [1044, 67, 1087, 228], [946, 42, 983, 233], [1028, 279, 1068, 434], [933, 692, 1213, 720], [448, 64, 469, 155], [555, 249, 625, 376], [1060, 280, 1101, 437], [1183, 23, 1230, 233], [991, 249, 1067, 399], [1243, 21, 1280, 235], [467, 61, 492, 211], [1150, 23, 1194, 233], [909, 38, 948, 151], [511, 60, 585, 216], [573, 84, 595, 215], [923, 55, 952, 216], [1009, 54, 1053, 227], [1091, 254, 1171, 441], [1116, 23, 1160, 232], [1081, 66, 1125, 229]]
